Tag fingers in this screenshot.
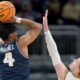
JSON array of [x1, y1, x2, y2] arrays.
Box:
[[2, 20, 12, 23], [45, 10, 48, 18], [43, 16, 47, 26], [43, 17, 45, 21], [43, 9, 48, 26], [43, 17, 44, 24], [1, 18, 15, 23], [43, 17, 45, 24], [1, 16, 16, 23]]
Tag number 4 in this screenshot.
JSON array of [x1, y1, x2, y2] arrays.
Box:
[[3, 52, 15, 67]]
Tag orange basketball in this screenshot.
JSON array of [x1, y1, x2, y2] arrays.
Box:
[[0, 1, 16, 21]]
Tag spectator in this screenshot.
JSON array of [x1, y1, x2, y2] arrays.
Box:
[[17, 1, 34, 20], [62, 0, 80, 25], [13, 0, 22, 13], [48, 0, 62, 25], [31, 0, 43, 23], [31, 0, 43, 13]]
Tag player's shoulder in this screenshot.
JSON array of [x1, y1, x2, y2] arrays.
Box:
[[65, 71, 80, 80]]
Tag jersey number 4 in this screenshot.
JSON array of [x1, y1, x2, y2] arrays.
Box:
[[3, 52, 15, 67]]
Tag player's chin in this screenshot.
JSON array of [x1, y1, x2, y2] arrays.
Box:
[[73, 72, 80, 78]]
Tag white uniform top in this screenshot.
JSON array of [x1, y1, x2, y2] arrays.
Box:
[[65, 72, 80, 80]]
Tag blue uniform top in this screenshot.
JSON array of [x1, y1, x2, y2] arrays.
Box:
[[0, 41, 29, 80]]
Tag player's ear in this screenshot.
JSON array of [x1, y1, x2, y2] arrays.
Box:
[[9, 33, 13, 40]]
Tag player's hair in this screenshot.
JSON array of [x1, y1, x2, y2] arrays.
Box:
[[0, 23, 17, 41]]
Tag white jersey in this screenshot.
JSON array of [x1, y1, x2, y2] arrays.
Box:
[[65, 71, 80, 80], [44, 31, 80, 80]]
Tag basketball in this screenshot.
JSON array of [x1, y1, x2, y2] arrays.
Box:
[[0, 1, 16, 21]]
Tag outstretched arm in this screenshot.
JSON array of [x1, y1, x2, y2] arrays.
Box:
[[43, 10, 61, 66], [43, 10, 68, 79]]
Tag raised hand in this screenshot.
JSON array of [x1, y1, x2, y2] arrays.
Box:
[[43, 10, 49, 32]]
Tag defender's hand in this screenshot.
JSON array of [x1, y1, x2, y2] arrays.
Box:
[[43, 10, 49, 32]]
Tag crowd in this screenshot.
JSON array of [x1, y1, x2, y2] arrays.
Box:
[[2, 0, 80, 26]]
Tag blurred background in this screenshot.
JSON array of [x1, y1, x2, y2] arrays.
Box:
[[1, 0, 80, 80]]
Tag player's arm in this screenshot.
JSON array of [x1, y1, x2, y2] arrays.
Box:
[[43, 10, 68, 79], [15, 17, 43, 46], [16, 18, 42, 58]]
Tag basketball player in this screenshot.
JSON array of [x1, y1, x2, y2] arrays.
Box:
[[0, 17, 42, 80], [43, 10, 80, 80]]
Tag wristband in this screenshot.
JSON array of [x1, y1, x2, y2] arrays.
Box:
[[16, 17, 22, 23], [44, 30, 50, 35]]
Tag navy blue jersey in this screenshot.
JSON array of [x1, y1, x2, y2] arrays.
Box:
[[0, 41, 29, 80]]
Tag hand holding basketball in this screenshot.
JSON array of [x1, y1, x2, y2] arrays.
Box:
[[0, 1, 16, 22], [1, 17, 16, 23]]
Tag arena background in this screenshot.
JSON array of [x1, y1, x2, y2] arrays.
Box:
[[1, 0, 80, 80]]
